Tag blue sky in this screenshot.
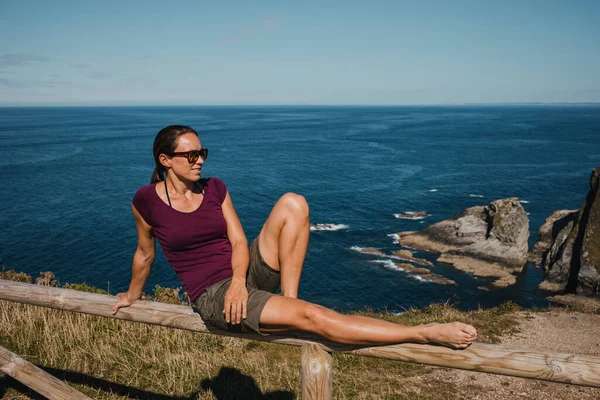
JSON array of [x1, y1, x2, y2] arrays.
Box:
[[1, 0, 599, 106]]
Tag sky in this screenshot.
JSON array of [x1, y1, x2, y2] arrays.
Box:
[[0, 0, 599, 106]]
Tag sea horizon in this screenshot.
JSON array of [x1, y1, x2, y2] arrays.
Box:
[[2, 103, 600, 108]]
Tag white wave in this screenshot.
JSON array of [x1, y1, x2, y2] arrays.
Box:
[[519, 200, 530, 204], [353, 247, 411, 263], [429, 189, 438, 192], [310, 223, 348, 231], [399, 244, 419, 251], [469, 194, 484, 198], [370, 260, 433, 283], [394, 211, 427, 220], [370, 259, 399, 271], [388, 253, 409, 262], [419, 221, 425, 224], [394, 214, 426, 220], [387, 233, 400, 243], [411, 275, 432, 283]]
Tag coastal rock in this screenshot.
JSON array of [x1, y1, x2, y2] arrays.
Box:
[[537, 167, 600, 296], [394, 263, 456, 286], [396, 198, 529, 287], [394, 211, 427, 219], [579, 167, 600, 295], [527, 209, 579, 266], [393, 249, 434, 267], [358, 247, 387, 257]]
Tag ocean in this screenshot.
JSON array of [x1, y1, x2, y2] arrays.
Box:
[[1, 105, 599, 313]]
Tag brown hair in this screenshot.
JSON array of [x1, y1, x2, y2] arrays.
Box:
[[150, 125, 199, 183]]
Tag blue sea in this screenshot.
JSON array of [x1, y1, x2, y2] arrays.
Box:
[[1, 106, 599, 313]]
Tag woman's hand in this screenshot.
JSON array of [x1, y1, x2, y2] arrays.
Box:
[[111, 292, 140, 315], [224, 277, 248, 324]]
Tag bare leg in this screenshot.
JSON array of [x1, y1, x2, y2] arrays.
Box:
[[259, 296, 477, 349], [258, 193, 310, 298]]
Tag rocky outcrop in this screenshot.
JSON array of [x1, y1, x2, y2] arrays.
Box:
[[358, 248, 387, 257], [527, 210, 579, 266], [394, 249, 434, 267], [535, 167, 600, 296], [396, 198, 529, 287], [394, 263, 456, 286]]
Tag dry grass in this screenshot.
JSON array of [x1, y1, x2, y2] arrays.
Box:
[[0, 270, 523, 399], [548, 294, 600, 314]]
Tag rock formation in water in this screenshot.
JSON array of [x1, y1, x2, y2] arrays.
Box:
[[396, 198, 529, 287], [394, 249, 434, 267], [359, 247, 387, 257], [533, 167, 600, 297], [394, 211, 427, 219], [353, 248, 453, 285], [527, 210, 579, 268], [394, 263, 456, 286]]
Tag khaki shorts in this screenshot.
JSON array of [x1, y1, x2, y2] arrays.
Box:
[[192, 237, 280, 335]]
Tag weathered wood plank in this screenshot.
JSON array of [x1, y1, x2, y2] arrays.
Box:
[[0, 345, 91, 400], [301, 343, 332, 400], [2, 279, 600, 388]]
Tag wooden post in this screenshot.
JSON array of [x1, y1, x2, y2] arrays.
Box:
[[301, 343, 333, 400], [0, 345, 91, 400], [2, 279, 600, 388]]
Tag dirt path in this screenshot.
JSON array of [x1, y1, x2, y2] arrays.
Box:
[[405, 311, 600, 399]]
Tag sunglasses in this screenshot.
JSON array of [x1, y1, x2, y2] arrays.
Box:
[[169, 148, 208, 163]]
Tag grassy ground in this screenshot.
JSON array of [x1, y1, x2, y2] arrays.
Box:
[[0, 269, 537, 399]]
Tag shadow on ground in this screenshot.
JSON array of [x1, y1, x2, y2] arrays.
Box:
[[201, 367, 295, 400], [0, 366, 295, 399]]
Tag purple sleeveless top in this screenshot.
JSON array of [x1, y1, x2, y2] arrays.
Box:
[[132, 177, 233, 301]]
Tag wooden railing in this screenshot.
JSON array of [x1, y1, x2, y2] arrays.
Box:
[[1, 279, 600, 399]]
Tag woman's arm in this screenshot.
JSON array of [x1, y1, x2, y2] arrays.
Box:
[[221, 191, 249, 324], [112, 204, 156, 314]]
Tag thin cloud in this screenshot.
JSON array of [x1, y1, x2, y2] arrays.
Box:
[[260, 19, 279, 28], [0, 78, 21, 87], [0, 53, 53, 67], [0, 77, 68, 88], [86, 71, 113, 80], [71, 63, 92, 69], [217, 18, 280, 45]]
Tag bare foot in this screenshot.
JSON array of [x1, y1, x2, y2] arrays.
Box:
[[422, 322, 477, 349]]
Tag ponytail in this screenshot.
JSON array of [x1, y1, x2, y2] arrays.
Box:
[[150, 167, 164, 184]]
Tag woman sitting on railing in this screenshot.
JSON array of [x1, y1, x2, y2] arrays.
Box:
[[112, 125, 477, 348]]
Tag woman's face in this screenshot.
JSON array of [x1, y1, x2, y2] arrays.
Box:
[[165, 132, 205, 182]]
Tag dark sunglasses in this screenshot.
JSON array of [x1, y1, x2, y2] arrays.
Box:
[[169, 148, 208, 163]]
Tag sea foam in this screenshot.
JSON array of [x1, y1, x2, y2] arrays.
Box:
[[370, 260, 431, 283], [394, 212, 427, 220], [310, 223, 349, 232], [387, 233, 400, 243], [370, 259, 399, 270]]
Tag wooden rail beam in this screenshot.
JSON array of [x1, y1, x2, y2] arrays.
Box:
[[0, 344, 91, 400], [2, 279, 600, 388]]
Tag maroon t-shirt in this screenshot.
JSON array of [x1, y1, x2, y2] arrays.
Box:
[[132, 177, 233, 301]]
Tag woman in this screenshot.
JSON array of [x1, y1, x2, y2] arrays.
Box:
[[112, 125, 477, 348]]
